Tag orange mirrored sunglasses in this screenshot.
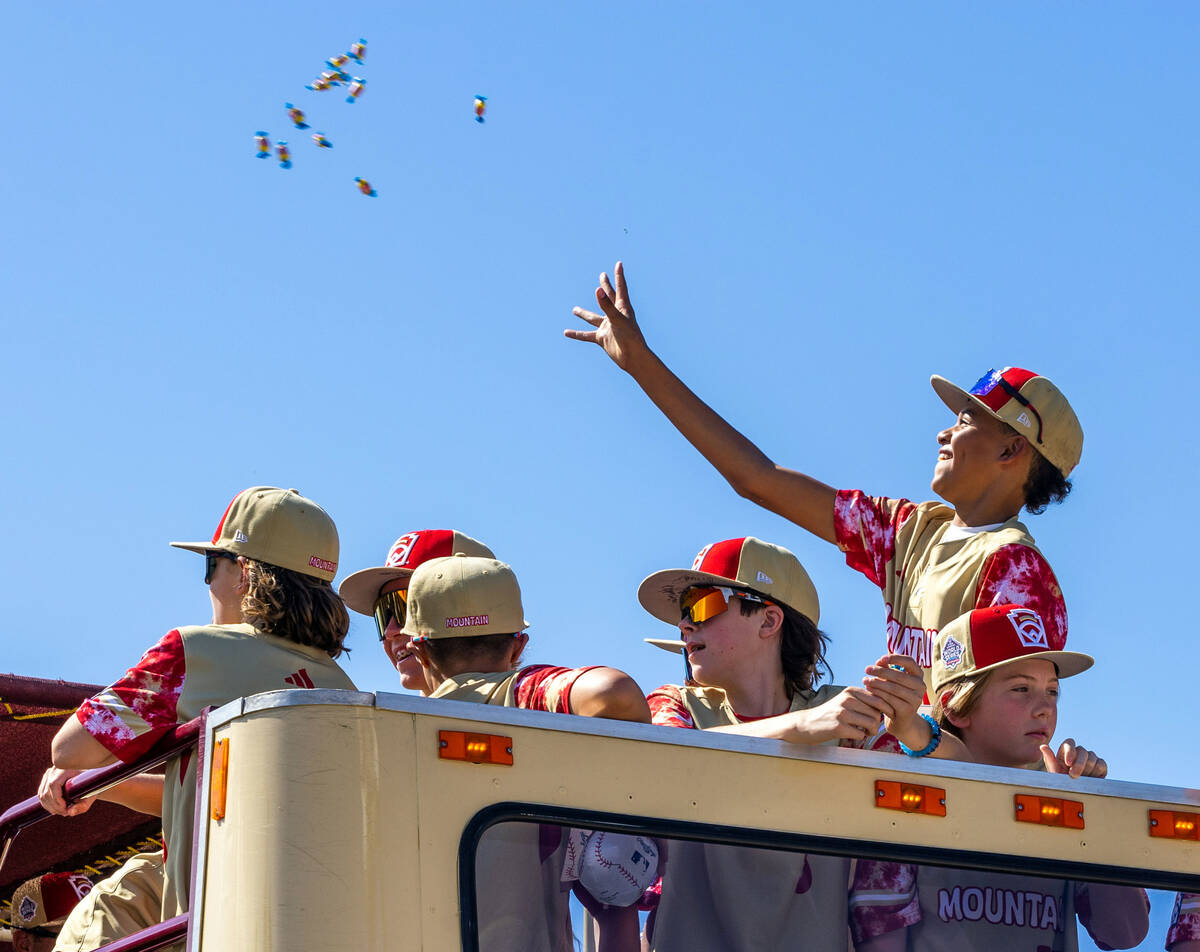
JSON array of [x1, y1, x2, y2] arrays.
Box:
[[680, 586, 772, 624]]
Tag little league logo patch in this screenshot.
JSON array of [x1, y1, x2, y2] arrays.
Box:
[[387, 532, 421, 567], [19, 896, 37, 922], [1006, 608, 1048, 649], [941, 635, 964, 670]]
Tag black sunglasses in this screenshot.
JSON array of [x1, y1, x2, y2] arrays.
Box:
[[204, 550, 238, 585]]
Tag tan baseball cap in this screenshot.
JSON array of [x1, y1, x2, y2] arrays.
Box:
[[639, 537, 819, 654], [10, 872, 94, 930], [932, 604, 1093, 698], [338, 530, 496, 614], [400, 555, 528, 641], [930, 367, 1083, 477], [170, 486, 339, 582]]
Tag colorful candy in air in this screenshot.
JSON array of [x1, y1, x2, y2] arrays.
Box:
[[285, 102, 310, 129], [306, 76, 333, 92], [312, 132, 333, 149], [473, 95, 487, 123], [254, 131, 271, 158], [326, 53, 350, 70], [354, 177, 377, 197], [347, 39, 367, 63], [345, 77, 366, 104], [277, 141, 292, 169]]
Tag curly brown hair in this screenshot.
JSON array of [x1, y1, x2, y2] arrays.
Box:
[[241, 559, 349, 658]]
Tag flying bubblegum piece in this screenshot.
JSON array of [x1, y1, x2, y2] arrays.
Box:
[[312, 132, 333, 148], [326, 53, 350, 70], [328, 67, 351, 83], [277, 140, 292, 169], [285, 102, 310, 129], [354, 176, 377, 197], [306, 76, 333, 91], [345, 77, 366, 104], [473, 95, 487, 123], [254, 131, 271, 158], [347, 39, 367, 63]]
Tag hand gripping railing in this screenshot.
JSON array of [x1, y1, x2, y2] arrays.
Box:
[[0, 715, 204, 952]]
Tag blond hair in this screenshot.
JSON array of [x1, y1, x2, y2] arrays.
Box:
[[930, 669, 997, 738], [241, 559, 349, 658]]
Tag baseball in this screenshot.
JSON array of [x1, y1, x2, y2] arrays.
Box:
[[577, 831, 660, 907]]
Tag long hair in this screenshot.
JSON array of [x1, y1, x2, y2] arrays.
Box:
[[241, 559, 349, 658], [737, 597, 831, 699]]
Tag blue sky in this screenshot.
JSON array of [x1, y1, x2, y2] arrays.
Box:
[[2, 3, 1196, 938]]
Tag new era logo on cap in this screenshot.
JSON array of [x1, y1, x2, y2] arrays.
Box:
[[1006, 607, 1048, 649], [234, 530, 249, 543], [756, 570, 773, 584]]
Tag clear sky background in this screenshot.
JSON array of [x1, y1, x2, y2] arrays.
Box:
[[2, 3, 1196, 943]]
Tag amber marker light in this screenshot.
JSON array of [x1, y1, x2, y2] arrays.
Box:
[[1014, 794, 1084, 829], [439, 730, 513, 765], [210, 738, 230, 821], [1149, 810, 1200, 841], [875, 780, 947, 817]]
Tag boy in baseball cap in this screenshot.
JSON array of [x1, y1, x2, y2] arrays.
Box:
[[339, 529, 495, 693], [38, 487, 357, 950], [403, 554, 650, 952], [850, 607, 1150, 951], [638, 536, 901, 952], [567, 264, 1080, 685], [3, 872, 93, 952]]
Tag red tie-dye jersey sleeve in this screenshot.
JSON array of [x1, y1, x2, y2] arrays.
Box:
[[1166, 892, 1200, 948], [75, 629, 186, 763], [834, 491, 918, 589], [647, 685, 695, 729], [975, 544, 1068, 649], [849, 860, 921, 943], [512, 665, 599, 714]]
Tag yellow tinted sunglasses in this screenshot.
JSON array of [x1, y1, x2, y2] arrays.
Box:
[[373, 588, 409, 641], [680, 586, 771, 624]]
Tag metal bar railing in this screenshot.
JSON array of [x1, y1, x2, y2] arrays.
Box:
[[0, 715, 204, 875], [94, 914, 190, 952]]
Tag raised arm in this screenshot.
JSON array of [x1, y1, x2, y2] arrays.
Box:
[[566, 262, 838, 544]]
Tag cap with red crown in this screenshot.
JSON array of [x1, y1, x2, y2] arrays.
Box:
[[932, 604, 1093, 697], [338, 529, 495, 615], [930, 367, 1083, 477], [638, 537, 819, 654]]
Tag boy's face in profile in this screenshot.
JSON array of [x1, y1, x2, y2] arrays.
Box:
[[931, 403, 1024, 506]]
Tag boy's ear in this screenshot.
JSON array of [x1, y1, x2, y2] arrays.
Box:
[[998, 433, 1029, 463], [411, 640, 433, 670], [758, 604, 785, 640], [508, 632, 530, 667]]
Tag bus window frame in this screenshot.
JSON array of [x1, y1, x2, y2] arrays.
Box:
[[458, 803, 1200, 952]]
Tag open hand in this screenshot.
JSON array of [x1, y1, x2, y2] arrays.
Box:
[[565, 262, 648, 371]]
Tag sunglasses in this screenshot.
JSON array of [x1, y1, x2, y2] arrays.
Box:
[[680, 586, 772, 625], [204, 550, 238, 585], [373, 588, 409, 642]]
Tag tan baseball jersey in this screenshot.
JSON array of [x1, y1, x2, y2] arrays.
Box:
[[645, 684, 853, 952], [76, 623, 356, 921], [834, 492, 1067, 689], [431, 665, 598, 952], [53, 852, 170, 952]]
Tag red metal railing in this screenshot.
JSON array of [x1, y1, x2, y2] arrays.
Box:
[[0, 715, 204, 952]]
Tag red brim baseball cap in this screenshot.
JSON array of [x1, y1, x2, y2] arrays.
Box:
[[338, 529, 495, 615]]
